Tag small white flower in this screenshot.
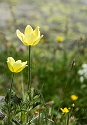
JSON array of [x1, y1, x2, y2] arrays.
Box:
[[82, 64, 87, 68], [78, 70, 84, 75], [80, 76, 84, 83], [84, 72, 87, 79], [78, 63, 87, 82]]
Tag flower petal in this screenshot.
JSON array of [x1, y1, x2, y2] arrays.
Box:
[[13, 60, 27, 73], [7, 57, 15, 65], [16, 30, 24, 41], [13, 61, 22, 72], [32, 35, 43, 46], [7, 57, 15, 72], [16, 61, 27, 72], [24, 25, 33, 36], [33, 26, 40, 38], [7, 62, 14, 72], [23, 34, 37, 46]]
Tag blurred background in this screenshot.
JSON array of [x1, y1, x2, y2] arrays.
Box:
[[0, 0, 87, 110]]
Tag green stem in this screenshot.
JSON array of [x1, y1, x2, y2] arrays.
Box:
[[8, 73, 14, 125], [21, 72, 24, 100], [28, 46, 31, 91], [66, 113, 69, 125], [10, 73, 14, 92], [27, 46, 31, 124], [45, 107, 48, 125]]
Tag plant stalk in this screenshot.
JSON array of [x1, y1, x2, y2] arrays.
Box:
[[8, 73, 14, 125], [21, 72, 24, 100], [28, 46, 31, 91], [66, 113, 69, 125]]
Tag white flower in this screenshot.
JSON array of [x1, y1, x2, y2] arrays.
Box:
[[78, 70, 84, 75], [82, 64, 87, 68], [84, 72, 87, 79], [78, 63, 87, 82], [80, 76, 84, 83]]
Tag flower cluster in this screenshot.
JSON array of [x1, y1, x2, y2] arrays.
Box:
[[78, 64, 87, 82]]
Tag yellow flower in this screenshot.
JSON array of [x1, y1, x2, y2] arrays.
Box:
[[70, 95, 78, 101], [7, 57, 27, 73], [56, 36, 64, 42], [16, 25, 43, 46], [60, 107, 69, 113]]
